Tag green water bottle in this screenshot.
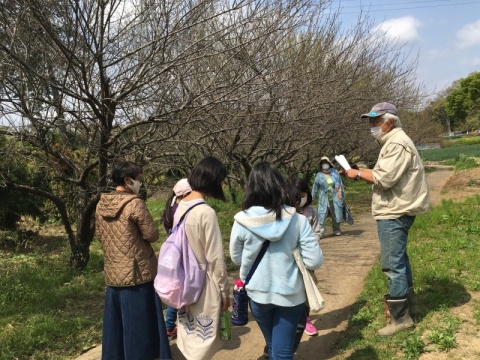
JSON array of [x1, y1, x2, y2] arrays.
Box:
[[220, 310, 231, 340]]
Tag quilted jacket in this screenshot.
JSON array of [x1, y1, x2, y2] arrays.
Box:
[[95, 191, 159, 287]]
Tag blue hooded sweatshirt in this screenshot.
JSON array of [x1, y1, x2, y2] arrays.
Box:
[[229, 205, 323, 307]]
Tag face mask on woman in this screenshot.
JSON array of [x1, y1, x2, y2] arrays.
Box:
[[126, 178, 142, 195], [321, 163, 330, 171], [299, 196, 307, 207]]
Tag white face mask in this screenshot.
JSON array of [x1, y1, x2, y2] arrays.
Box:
[[321, 163, 330, 171], [370, 119, 387, 139], [370, 125, 385, 139], [126, 178, 142, 195], [299, 197, 307, 207]]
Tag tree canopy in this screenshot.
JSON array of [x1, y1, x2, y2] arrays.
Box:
[[0, 0, 423, 268], [445, 71, 480, 131]]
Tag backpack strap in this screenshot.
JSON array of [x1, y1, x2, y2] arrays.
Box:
[[176, 201, 206, 226], [244, 240, 271, 286]]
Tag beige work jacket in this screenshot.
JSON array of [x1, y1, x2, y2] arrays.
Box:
[[372, 128, 430, 219]]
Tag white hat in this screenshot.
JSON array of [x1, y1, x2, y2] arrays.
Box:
[[173, 178, 192, 196], [320, 156, 333, 168]]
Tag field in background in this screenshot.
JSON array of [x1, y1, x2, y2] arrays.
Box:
[[420, 143, 480, 162]]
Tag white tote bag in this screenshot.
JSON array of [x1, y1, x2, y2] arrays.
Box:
[[293, 247, 325, 312]]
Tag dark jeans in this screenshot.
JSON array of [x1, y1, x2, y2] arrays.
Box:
[[377, 215, 416, 298], [293, 305, 308, 352], [165, 306, 178, 330], [102, 282, 172, 360], [249, 299, 304, 360]]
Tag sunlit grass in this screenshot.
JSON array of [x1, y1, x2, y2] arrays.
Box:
[[333, 194, 480, 359]]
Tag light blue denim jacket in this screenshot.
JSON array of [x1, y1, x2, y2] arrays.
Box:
[[311, 169, 345, 224], [229, 206, 323, 307]]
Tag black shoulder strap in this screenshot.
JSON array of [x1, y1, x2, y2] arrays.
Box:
[[177, 201, 206, 226], [244, 240, 271, 286]]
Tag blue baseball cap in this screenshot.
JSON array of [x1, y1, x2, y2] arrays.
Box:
[[360, 102, 398, 118]]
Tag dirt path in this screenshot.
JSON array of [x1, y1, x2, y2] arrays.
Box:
[[75, 166, 455, 360]]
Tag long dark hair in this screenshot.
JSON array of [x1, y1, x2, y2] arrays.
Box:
[[188, 156, 227, 201], [161, 190, 176, 234], [243, 162, 289, 220]]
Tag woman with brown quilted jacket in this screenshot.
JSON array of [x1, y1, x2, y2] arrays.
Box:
[[95, 160, 171, 360]]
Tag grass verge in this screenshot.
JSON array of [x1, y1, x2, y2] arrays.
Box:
[[331, 194, 480, 359], [0, 235, 105, 360]]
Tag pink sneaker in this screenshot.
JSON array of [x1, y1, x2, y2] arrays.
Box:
[[304, 317, 317, 336]]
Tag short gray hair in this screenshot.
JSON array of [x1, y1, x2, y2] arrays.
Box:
[[382, 112, 402, 127]]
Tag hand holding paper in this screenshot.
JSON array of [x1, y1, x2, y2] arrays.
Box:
[[335, 155, 351, 171]]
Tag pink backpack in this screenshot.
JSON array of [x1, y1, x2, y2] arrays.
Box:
[[154, 202, 207, 308]]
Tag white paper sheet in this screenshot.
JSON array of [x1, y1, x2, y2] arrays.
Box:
[[335, 155, 351, 171]]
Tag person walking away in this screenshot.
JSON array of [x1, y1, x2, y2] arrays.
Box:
[[173, 157, 230, 360], [230, 162, 323, 360], [262, 178, 324, 358], [160, 178, 192, 339], [95, 160, 171, 360], [312, 156, 346, 236], [344, 102, 430, 336]]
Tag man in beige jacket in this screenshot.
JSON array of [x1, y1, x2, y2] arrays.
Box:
[[344, 102, 430, 336]]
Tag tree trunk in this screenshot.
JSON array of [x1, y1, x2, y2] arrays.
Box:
[[69, 242, 91, 270]]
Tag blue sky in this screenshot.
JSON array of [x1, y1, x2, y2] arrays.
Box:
[[331, 0, 480, 99]]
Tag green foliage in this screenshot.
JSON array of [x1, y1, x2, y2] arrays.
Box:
[[0, 135, 50, 230], [443, 154, 479, 170], [0, 238, 105, 359], [445, 72, 480, 130], [443, 136, 480, 147], [428, 96, 450, 132], [399, 334, 426, 359], [421, 144, 480, 162], [426, 312, 460, 351]]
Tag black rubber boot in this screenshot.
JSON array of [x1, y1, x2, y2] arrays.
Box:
[[377, 296, 414, 336], [407, 286, 418, 316]]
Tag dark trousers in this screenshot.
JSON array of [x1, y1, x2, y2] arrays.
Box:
[[102, 282, 172, 360]]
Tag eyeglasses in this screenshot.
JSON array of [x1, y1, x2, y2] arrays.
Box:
[[368, 117, 384, 126]]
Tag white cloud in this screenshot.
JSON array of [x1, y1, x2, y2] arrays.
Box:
[[460, 57, 480, 66], [457, 19, 480, 48], [373, 16, 422, 43]]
